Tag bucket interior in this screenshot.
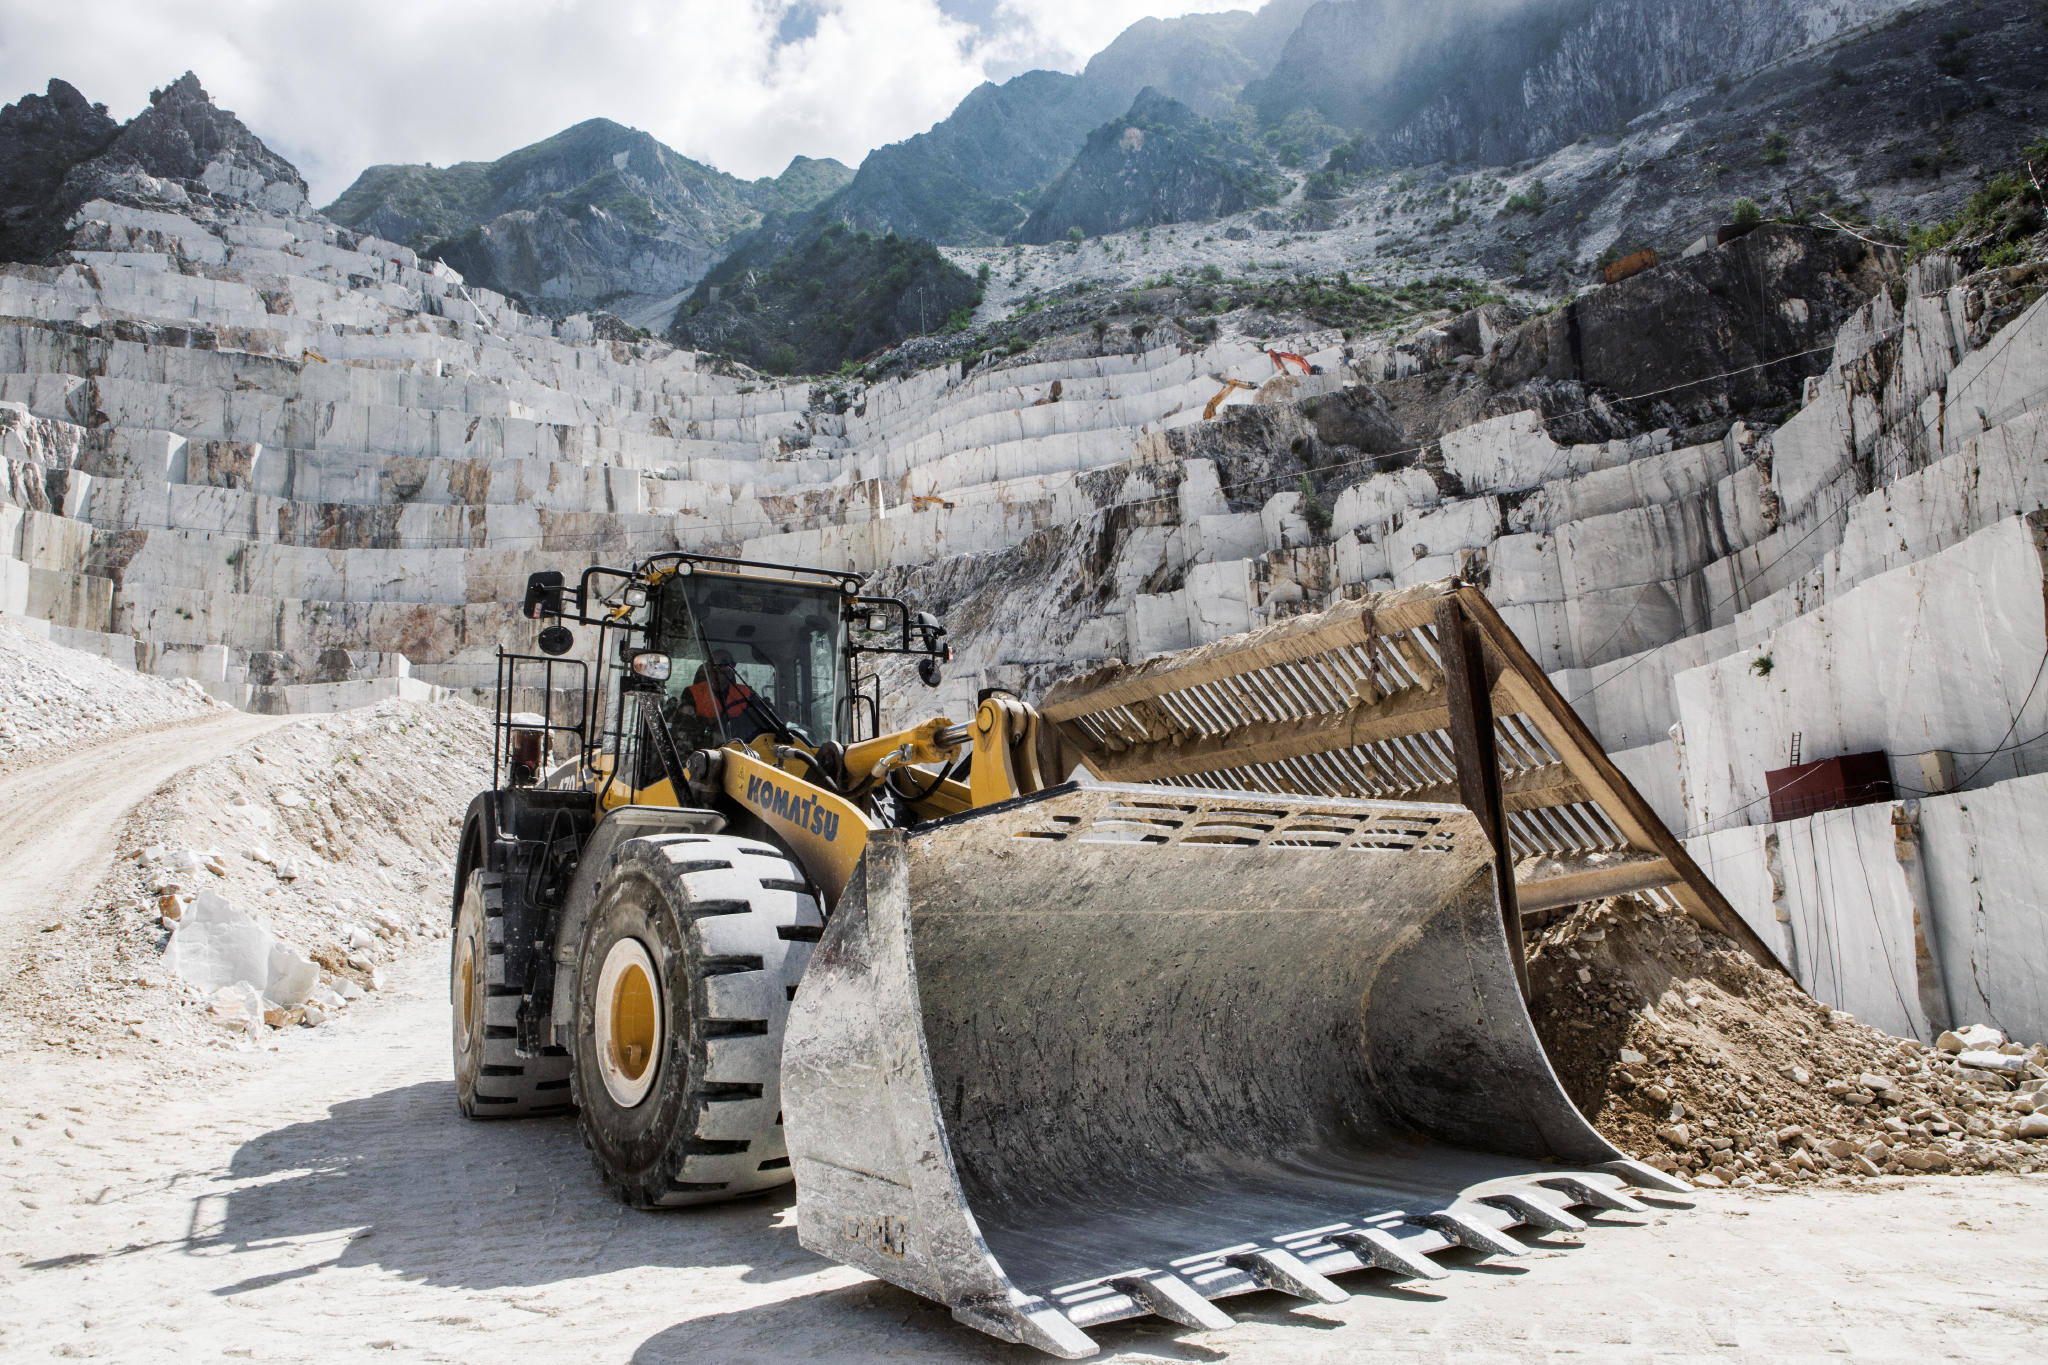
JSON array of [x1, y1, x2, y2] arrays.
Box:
[[902, 788, 1618, 1295]]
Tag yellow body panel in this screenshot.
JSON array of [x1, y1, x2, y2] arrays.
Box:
[[721, 747, 876, 903]]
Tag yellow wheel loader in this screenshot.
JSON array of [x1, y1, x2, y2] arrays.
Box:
[[453, 554, 1761, 1357]]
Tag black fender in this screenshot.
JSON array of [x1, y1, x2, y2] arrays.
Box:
[[452, 787, 600, 1015], [453, 790, 501, 922]]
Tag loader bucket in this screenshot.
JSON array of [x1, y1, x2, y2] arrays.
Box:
[[782, 782, 1682, 1357]]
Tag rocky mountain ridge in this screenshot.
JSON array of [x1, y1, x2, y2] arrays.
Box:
[[812, 0, 1924, 249], [822, 0, 1317, 246], [1249, 0, 1920, 168], [0, 73, 307, 265], [322, 119, 851, 325]]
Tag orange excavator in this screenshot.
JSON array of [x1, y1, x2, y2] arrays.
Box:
[[1204, 377, 1257, 420], [1268, 348, 1322, 376]]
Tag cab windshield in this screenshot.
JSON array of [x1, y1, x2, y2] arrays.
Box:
[[653, 572, 849, 751]]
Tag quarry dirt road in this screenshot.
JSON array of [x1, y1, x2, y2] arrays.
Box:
[[2, 948, 2046, 1363], [0, 711, 295, 943]]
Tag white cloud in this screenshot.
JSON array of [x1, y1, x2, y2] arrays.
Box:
[[0, 0, 1240, 204]]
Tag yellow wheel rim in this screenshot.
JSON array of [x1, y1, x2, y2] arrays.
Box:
[[594, 937, 663, 1108], [453, 936, 478, 1053]]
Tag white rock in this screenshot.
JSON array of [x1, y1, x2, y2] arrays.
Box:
[[274, 859, 300, 882], [1958, 1050, 2027, 1074], [1619, 1048, 1648, 1065], [2016, 1113, 2048, 1139], [339, 980, 366, 1001], [207, 982, 264, 1036], [1956, 1024, 2007, 1049], [160, 890, 319, 1006]]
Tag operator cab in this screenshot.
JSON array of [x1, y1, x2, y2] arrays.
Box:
[[651, 570, 851, 750], [504, 552, 952, 809]]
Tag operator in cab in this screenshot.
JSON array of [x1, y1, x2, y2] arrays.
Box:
[[686, 648, 763, 741]]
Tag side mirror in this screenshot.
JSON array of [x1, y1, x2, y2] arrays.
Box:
[[523, 570, 566, 620], [918, 656, 943, 688], [627, 651, 673, 687], [537, 624, 574, 656]]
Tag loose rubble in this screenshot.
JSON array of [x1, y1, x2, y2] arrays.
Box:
[[0, 616, 215, 766], [0, 695, 489, 1058], [1530, 897, 2048, 1187]]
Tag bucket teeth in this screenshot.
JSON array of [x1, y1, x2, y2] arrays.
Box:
[[1537, 1175, 1649, 1213], [1600, 1157, 1693, 1195], [1412, 1209, 1528, 1258], [1481, 1189, 1587, 1233], [1224, 1247, 1350, 1304], [1328, 1227, 1448, 1281], [1113, 1273, 1235, 1331]]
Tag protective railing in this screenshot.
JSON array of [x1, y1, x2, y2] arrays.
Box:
[[1041, 579, 1781, 970]]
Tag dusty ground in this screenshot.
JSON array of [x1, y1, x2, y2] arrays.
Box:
[[1, 944, 2044, 1365]]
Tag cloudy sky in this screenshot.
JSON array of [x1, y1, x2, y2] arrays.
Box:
[[0, 0, 1240, 205]]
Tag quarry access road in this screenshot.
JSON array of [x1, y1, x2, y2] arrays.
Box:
[[0, 710, 294, 945], [2, 946, 2045, 1363]]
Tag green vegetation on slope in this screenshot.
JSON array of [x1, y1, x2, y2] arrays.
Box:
[[321, 118, 849, 252], [1014, 90, 1282, 244], [671, 221, 982, 375], [1907, 136, 2048, 269]]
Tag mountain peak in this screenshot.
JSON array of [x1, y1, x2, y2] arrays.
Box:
[[88, 70, 308, 210]]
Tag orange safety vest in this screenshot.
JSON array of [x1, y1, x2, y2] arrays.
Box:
[[687, 677, 754, 722]]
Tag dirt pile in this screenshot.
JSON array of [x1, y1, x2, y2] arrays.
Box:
[[0, 617, 215, 766], [1528, 896, 2048, 1187]]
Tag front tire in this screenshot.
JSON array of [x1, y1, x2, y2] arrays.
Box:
[[571, 832, 820, 1207], [452, 869, 573, 1117]]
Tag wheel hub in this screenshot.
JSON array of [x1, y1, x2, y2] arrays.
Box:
[[595, 937, 663, 1108]]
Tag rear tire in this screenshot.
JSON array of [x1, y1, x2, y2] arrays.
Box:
[[571, 832, 820, 1207], [452, 869, 573, 1118]]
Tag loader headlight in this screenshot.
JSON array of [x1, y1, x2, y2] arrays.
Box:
[[623, 585, 649, 608], [629, 652, 672, 682]]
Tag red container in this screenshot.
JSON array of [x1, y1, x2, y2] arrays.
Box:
[[1764, 751, 1895, 823]]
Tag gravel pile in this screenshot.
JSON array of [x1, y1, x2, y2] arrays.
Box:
[[3, 697, 491, 1058], [1528, 896, 2048, 1187], [0, 617, 215, 765]]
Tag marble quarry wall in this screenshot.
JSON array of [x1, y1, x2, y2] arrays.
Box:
[[2, 175, 2045, 1040]]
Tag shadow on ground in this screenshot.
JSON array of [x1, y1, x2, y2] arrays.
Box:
[[190, 1079, 821, 1292], [628, 1278, 1357, 1363]]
